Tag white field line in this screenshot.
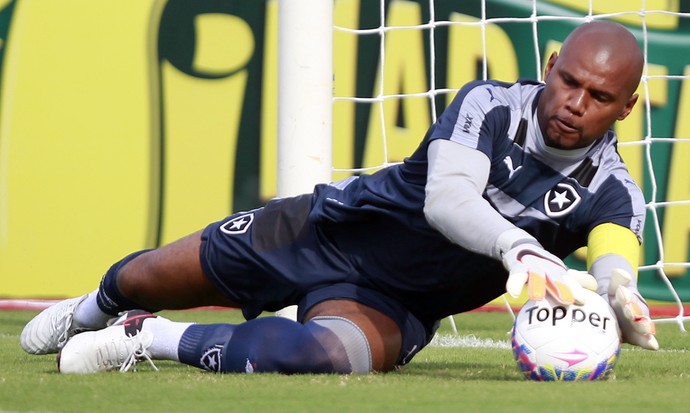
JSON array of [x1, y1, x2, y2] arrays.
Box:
[[430, 334, 511, 349], [429, 333, 688, 353]]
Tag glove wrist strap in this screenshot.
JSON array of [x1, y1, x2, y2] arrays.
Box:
[[494, 228, 540, 259]]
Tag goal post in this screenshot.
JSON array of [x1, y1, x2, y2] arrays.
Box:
[[277, 0, 333, 196], [275, 0, 334, 320]]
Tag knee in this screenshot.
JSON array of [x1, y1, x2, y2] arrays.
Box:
[[307, 316, 372, 373], [305, 300, 402, 371]]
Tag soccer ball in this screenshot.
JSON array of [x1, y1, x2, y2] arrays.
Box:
[[511, 289, 621, 381]]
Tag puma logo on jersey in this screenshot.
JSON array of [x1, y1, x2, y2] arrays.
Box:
[[544, 182, 581, 217], [503, 156, 522, 178], [486, 88, 496, 102]]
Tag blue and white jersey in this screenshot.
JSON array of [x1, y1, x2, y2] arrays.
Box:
[[432, 79, 645, 251], [308, 79, 646, 321]]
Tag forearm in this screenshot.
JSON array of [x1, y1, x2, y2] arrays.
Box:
[[587, 222, 641, 297], [588, 223, 658, 349], [424, 139, 537, 259]]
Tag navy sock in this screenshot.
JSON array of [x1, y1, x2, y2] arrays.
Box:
[[96, 249, 157, 316], [177, 317, 337, 374], [178, 323, 237, 372]]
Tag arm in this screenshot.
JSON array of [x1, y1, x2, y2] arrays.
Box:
[[587, 222, 639, 295], [423, 139, 535, 259], [587, 223, 658, 350], [424, 139, 593, 305]]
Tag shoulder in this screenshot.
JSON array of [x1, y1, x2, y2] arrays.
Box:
[[456, 79, 542, 105], [446, 80, 542, 129]]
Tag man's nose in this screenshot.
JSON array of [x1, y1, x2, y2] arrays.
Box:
[[566, 89, 586, 116]]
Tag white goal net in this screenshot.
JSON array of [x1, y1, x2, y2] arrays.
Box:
[[315, 0, 690, 329]]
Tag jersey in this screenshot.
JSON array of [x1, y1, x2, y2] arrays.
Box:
[[308, 79, 646, 323]]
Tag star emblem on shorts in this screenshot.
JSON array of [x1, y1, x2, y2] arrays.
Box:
[[220, 213, 254, 234], [544, 182, 581, 217], [200, 345, 223, 373]]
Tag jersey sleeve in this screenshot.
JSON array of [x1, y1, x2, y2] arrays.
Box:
[[428, 80, 511, 158], [424, 139, 536, 259]]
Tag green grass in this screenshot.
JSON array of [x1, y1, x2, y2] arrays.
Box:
[[1, 309, 689, 413]]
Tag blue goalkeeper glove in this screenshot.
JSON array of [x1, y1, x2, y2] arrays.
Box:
[[608, 268, 659, 350], [503, 243, 597, 305]]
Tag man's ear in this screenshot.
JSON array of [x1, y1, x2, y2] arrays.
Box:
[[543, 51, 558, 80], [618, 93, 639, 121]]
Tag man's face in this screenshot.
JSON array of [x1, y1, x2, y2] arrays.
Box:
[[537, 44, 639, 150]]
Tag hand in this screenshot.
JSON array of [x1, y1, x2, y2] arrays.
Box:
[[608, 268, 659, 350], [503, 243, 596, 305]]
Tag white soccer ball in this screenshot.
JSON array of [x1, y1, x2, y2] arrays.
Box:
[[511, 289, 622, 381]]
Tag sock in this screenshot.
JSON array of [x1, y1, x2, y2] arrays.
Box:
[[72, 289, 113, 330], [178, 323, 237, 372], [140, 316, 194, 362], [177, 317, 339, 374]]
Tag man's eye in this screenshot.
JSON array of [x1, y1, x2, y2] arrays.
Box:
[[562, 76, 577, 87], [592, 93, 610, 102]]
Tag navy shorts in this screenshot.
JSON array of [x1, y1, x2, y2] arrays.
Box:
[[199, 194, 436, 365]]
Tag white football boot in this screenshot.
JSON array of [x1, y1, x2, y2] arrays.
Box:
[[58, 311, 159, 374], [20, 295, 89, 355]]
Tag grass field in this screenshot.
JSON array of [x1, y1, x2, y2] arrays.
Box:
[[1, 308, 689, 413]]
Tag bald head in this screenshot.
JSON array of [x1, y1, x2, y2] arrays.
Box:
[[560, 21, 644, 97]]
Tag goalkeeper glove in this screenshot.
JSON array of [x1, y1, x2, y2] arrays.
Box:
[[608, 268, 659, 350], [503, 243, 596, 305]]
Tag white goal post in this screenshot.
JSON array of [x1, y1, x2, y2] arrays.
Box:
[[275, 0, 333, 319], [277, 0, 333, 196]]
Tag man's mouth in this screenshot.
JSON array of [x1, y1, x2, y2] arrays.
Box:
[[553, 117, 578, 135]]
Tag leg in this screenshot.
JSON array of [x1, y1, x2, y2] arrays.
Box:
[[25, 195, 321, 356], [20, 229, 236, 355], [176, 298, 400, 374], [23, 196, 318, 356], [115, 230, 238, 310], [58, 299, 400, 374]]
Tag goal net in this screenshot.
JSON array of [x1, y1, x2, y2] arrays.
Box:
[[289, 0, 690, 328]]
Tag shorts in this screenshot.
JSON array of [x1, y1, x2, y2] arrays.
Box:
[[198, 194, 436, 365]]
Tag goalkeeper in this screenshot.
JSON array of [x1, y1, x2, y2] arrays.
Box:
[[21, 20, 657, 375]]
